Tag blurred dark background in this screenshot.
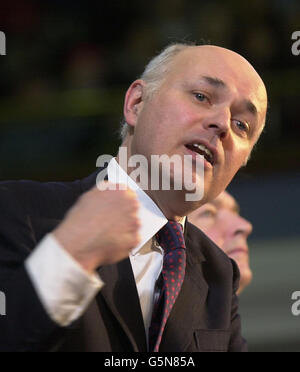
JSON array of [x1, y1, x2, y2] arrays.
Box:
[[0, 0, 299, 351]]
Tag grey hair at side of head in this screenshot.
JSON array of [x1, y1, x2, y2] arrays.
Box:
[[120, 42, 196, 141]]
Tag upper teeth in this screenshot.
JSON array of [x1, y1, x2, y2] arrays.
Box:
[[192, 144, 213, 159]]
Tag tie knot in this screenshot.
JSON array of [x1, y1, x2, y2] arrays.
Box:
[[156, 221, 186, 254]]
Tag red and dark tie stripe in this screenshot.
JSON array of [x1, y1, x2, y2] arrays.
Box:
[[149, 221, 186, 352]]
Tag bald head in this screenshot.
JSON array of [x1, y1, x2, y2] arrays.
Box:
[[122, 43, 267, 142], [122, 42, 268, 212]]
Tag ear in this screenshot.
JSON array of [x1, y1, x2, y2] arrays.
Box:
[[123, 80, 146, 128]]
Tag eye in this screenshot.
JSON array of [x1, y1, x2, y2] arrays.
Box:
[[232, 119, 249, 133], [199, 208, 217, 219], [194, 93, 209, 103]]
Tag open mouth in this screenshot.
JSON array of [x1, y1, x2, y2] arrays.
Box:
[[185, 143, 214, 166]]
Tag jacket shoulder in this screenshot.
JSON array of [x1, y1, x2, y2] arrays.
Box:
[[186, 221, 239, 282], [186, 221, 231, 263], [0, 177, 84, 219]]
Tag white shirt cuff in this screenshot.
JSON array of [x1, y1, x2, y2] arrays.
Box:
[[25, 233, 104, 327]]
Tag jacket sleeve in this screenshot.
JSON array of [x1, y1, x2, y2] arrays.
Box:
[[0, 183, 66, 351], [228, 258, 248, 352]]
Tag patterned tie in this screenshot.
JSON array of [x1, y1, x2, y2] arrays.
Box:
[[148, 221, 187, 352]]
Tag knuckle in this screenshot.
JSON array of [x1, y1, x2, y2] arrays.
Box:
[[132, 199, 140, 209], [133, 233, 141, 246], [128, 216, 140, 229], [133, 217, 141, 229], [125, 189, 137, 200], [128, 199, 139, 213]]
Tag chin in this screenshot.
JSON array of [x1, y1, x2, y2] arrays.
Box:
[[237, 269, 253, 295]]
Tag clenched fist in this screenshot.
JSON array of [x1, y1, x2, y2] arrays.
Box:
[[53, 182, 141, 272]]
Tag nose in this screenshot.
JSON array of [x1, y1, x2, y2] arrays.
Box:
[[234, 216, 253, 238], [204, 105, 231, 140]]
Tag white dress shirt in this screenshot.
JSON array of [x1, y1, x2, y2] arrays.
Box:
[[25, 158, 184, 341], [107, 158, 168, 340]]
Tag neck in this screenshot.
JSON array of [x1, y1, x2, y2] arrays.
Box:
[[144, 189, 189, 221], [116, 144, 202, 220]]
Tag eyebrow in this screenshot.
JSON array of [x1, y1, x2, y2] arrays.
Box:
[[201, 75, 258, 118], [243, 99, 258, 117], [211, 199, 240, 214], [202, 75, 227, 89]]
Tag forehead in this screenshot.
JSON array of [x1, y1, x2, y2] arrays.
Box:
[[164, 46, 267, 121], [213, 192, 239, 213]]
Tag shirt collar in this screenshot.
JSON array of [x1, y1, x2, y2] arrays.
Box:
[[107, 158, 186, 256]]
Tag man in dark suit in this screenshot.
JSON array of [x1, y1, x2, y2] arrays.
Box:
[[0, 43, 268, 352]]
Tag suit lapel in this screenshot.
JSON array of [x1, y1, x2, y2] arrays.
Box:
[[97, 259, 147, 352], [159, 223, 208, 351]]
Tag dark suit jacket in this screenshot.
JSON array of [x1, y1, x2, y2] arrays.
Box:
[[0, 171, 247, 352]]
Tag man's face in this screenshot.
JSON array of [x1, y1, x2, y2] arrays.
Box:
[[189, 191, 253, 294], [127, 46, 268, 207]]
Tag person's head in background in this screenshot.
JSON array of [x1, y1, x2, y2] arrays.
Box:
[[189, 191, 253, 294]]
